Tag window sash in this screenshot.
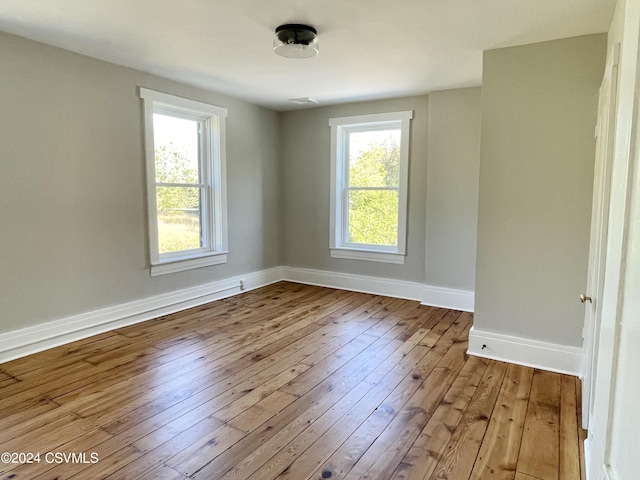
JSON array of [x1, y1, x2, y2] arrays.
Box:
[[140, 88, 228, 274], [340, 122, 403, 250], [154, 113, 210, 261], [329, 111, 412, 261]]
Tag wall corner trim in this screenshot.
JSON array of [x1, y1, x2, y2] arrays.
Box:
[[467, 326, 583, 376]]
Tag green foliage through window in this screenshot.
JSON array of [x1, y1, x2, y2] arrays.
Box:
[[155, 140, 202, 254], [347, 133, 400, 246]]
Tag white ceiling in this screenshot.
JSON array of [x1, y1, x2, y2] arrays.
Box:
[[0, 0, 616, 111]]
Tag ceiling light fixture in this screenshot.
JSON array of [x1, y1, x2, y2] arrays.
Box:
[[274, 24, 319, 59]]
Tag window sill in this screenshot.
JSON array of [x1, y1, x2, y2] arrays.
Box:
[[150, 252, 228, 276], [330, 248, 405, 264]]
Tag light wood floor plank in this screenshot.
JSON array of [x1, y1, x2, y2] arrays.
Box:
[[0, 282, 584, 480], [469, 363, 534, 480], [389, 354, 489, 480], [341, 341, 472, 480], [517, 370, 562, 480], [100, 301, 392, 439], [425, 360, 508, 480], [196, 337, 410, 479], [311, 314, 471, 480], [559, 375, 581, 480], [514, 473, 543, 480]]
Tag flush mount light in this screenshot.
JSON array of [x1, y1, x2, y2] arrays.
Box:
[[274, 24, 319, 59]]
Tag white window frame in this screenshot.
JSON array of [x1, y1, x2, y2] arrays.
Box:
[[140, 88, 228, 276], [329, 111, 412, 264]]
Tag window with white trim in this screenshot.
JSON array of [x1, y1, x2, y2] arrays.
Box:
[[329, 111, 412, 264], [140, 88, 228, 276]]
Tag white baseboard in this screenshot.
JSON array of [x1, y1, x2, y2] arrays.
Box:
[[0, 264, 581, 378], [281, 266, 425, 301], [0, 265, 474, 363], [467, 326, 583, 376], [421, 284, 474, 312], [281, 266, 474, 312], [0, 267, 283, 364]]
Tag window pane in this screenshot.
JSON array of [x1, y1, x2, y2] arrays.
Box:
[[156, 186, 202, 254], [153, 114, 200, 184], [348, 189, 398, 246], [348, 129, 400, 188]]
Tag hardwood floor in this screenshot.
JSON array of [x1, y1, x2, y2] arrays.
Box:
[[0, 282, 585, 480]]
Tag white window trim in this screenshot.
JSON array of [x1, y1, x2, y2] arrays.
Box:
[[139, 88, 228, 276], [329, 111, 412, 264]]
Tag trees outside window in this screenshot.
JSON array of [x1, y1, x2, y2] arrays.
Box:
[[329, 111, 412, 264], [140, 88, 228, 276]]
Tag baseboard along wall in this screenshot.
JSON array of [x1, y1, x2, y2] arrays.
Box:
[[280, 266, 475, 312], [467, 326, 583, 376], [0, 267, 283, 364], [0, 265, 582, 377]]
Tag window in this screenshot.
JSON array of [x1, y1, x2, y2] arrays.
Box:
[[329, 111, 412, 264], [140, 88, 228, 276]]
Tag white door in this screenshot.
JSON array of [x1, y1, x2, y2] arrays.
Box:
[[590, 52, 640, 480], [587, 1, 640, 476], [581, 45, 619, 430]]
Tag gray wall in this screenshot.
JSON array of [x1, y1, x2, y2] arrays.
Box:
[[280, 96, 429, 282], [426, 88, 481, 291], [280, 91, 481, 290], [1, 28, 606, 350], [0, 32, 281, 333], [475, 34, 607, 346]]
